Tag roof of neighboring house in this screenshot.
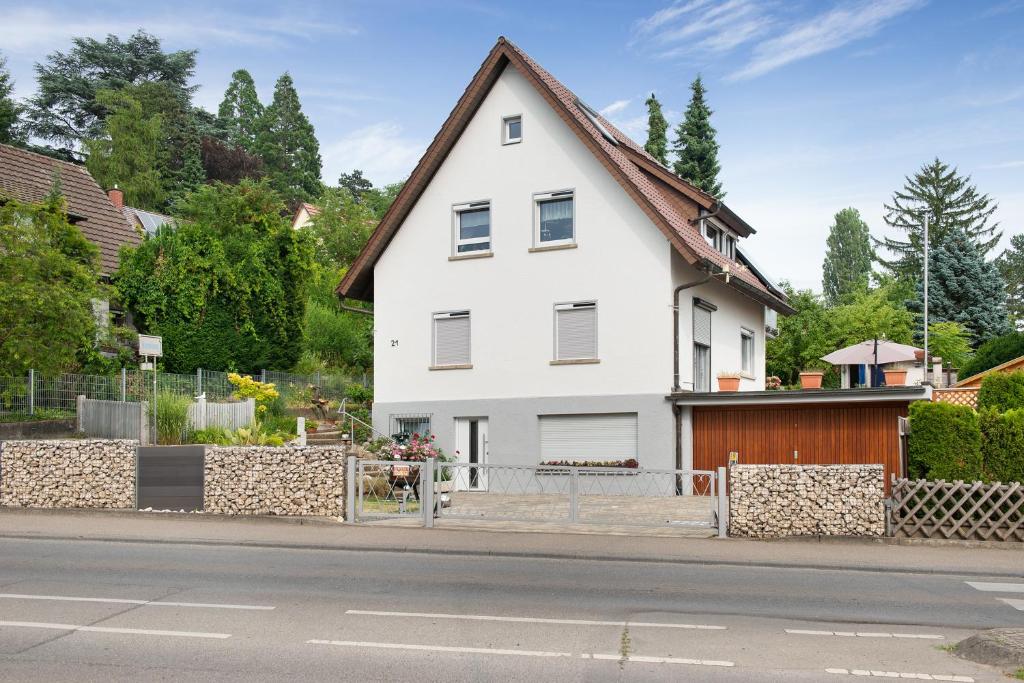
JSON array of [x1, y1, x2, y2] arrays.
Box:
[[300, 202, 321, 217], [0, 143, 141, 275], [123, 205, 174, 236], [291, 202, 321, 229], [336, 37, 792, 314], [955, 354, 1024, 388]]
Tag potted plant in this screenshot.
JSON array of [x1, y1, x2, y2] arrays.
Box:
[[765, 375, 783, 391], [799, 362, 827, 390], [883, 366, 908, 386], [717, 371, 742, 392]]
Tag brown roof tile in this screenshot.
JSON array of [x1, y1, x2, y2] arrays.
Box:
[[337, 38, 790, 313], [0, 143, 141, 275]]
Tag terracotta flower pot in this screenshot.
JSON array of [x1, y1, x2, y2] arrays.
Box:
[[717, 376, 741, 392], [799, 371, 824, 390], [883, 368, 908, 386]]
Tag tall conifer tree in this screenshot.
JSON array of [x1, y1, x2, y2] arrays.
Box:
[[877, 158, 1000, 280], [257, 73, 322, 203], [997, 234, 1024, 330], [643, 93, 669, 165], [0, 55, 24, 145], [671, 76, 723, 198], [822, 208, 874, 306], [218, 69, 264, 151]]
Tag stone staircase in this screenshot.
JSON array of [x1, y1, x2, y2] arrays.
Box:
[[304, 428, 351, 447]]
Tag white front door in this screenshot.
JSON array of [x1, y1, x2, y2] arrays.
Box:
[[454, 417, 488, 491]]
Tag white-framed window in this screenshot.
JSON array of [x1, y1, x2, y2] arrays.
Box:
[[741, 328, 755, 375], [502, 114, 522, 144], [391, 414, 432, 439], [554, 301, 597, 360], [452, 201, 491, 254], [535, 190, 575, 246], [432, 310, 471, 367], [703, 219, 736, 260]]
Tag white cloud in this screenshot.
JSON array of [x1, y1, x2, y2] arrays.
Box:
[[599, 99, 631, 116], [632, 0, 771, 59], [321, 122, 427, 186], [980, 160, 1024, 170], [727, 0, 924, 81]]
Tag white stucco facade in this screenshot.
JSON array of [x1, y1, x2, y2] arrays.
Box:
[[370, 64, 774, 468]]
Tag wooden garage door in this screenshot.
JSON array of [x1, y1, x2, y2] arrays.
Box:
[[693, 402, 907, 486]]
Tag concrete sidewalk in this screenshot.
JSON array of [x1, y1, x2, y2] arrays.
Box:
[[1, 508, 1022, 577]]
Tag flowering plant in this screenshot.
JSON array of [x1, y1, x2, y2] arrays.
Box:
[[384, 432, 446, 462], [227, 373, 279, 415], [765, 375, 783, 391]]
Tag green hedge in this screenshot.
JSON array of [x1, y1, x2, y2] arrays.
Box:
[[960, 332, 1024, 379], [979, 408, 1024, 483], [977, 371, 1024, 412], [908, 401, 983, 481]]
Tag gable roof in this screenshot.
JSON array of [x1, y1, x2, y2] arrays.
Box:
[[337, 37, 792, 314], [955, 353, 1024, 388], [0, 143, 141, 275]]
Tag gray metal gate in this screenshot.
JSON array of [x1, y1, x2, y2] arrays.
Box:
[[136, 445, 205, 511]]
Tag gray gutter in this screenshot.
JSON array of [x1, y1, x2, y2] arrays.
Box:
[[667, 385, 932, 406]]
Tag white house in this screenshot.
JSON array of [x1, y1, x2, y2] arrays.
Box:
[[338, 38, 792, 475]]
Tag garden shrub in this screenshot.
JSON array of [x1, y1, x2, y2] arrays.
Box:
[[960, 332, 1024, 379], [979, 408, 1024, 483], [908, 401, 982, 481], [156, 391, 192, 445], [977, 371, 1024, 413]]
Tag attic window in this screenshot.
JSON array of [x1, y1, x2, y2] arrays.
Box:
[[703, 220, 736, 260], [574, 98, 618, 146], [503, 115, 522, 144]]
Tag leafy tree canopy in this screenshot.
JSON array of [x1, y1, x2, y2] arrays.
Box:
[[877, 158, 1001, 280], [338, 169, 374, 201], [960, 332, 1024, 379], [909, 227, 1011, 346], [0, 193, 102, 375], [671, 76, 723, 198], [997, 233, 1024, 330], [927, 321, 973, 371], [307, 186, 376, 268], [256, 72, 322, 204], [200, 136, 264, 185], [643, 93, 669, 166], [27, 30, 196, 148], [0, 54, 25, 145], [114, 180, 314, 373], [822, 207, 874, 306]]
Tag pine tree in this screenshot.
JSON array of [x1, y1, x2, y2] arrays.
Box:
[[338, 169, 373, 201], [84, 89, 165, 211], [822, 208, 874, 306], [877, 158, 1001, 280], [671, 76, 723, 198], [643, 93, 669, 166], [997, 233, 1024, 330], [908, 227, 1011, 345], [257, 73, 322, 204], [0, 55, 25, 145], [218, 69, 264, 151]]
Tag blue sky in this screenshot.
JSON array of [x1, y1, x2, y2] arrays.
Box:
[[1, 0, 1022, 290]]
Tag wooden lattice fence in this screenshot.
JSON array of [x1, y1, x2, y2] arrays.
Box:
[[931, 387, 979, 409], [889, 477, 1024, 541]]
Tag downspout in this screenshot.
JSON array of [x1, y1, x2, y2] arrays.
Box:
[[673, 267, 712, 392]]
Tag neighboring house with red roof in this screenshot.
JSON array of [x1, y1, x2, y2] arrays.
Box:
[[955, 354, 1024, 388], [337, 38, 791, 472], [292, 202, 320, 230]]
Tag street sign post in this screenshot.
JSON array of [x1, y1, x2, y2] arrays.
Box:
[[139, 335, 163, 444]]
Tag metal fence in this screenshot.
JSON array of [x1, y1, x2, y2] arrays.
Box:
[[76, 397, 149, 441], [0, 368, 368, 420], [347, 457, 724, 533], [889, 477, 1023, 541]]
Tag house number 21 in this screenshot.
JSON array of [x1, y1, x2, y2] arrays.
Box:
[[390, 339, 399, 347]]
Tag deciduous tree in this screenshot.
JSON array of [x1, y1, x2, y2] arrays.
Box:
[[671, 76, 723, 198], [822, 207, 874, 306]]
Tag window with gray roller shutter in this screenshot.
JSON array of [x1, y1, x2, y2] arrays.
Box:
[[555, 302, 597, 360], [433, 312, 471, 366], [540, 413, 637, 461], [693, 305, 711, 346]]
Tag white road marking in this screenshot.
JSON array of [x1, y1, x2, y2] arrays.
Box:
[[307, 639, 572, 658], [964, 582, 1024, 593], [0, 593, 274, 610], [0, 620, 231, 639], [588, 653, 733, 667], [825, 668, 973, 681], [787, 629, 943, 640], [344, 609, 725, 630], [997, 598, 1024, 611]]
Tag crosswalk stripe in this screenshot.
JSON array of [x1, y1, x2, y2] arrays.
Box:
[[964, 582, 1024, 593], [997, 598, 1024, 611]]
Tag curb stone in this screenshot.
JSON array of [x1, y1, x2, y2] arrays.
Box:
[[955, 629, 1024, 670]]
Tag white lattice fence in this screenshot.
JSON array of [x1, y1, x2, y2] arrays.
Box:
[[889, 477, 1024, 541]]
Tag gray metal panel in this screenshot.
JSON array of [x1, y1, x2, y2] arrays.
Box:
[[137, 445, 204, 511]]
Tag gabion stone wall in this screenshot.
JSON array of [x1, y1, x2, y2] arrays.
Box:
[[729, 464, 885, 538], [204, 446, 346, 517], [0, 439, 136, 509]]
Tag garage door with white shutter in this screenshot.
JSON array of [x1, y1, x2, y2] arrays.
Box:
[[539, 413, 638, 462]]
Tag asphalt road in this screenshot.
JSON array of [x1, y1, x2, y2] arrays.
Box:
[[0, 537, 1021, 681]]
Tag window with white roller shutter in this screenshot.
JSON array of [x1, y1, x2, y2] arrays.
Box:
[[539, 413, 638, 462], [554, 301, 597, 360], [432, 311, 471, 367], [693, 299, 714, 392]]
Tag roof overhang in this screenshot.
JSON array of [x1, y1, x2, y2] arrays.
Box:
[[668, 385, 932, 406]]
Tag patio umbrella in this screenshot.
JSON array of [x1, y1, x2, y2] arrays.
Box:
[[821, 340, 921, 366]]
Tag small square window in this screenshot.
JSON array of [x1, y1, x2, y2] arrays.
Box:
[[535, 191, 574, 245], [453, 202, 490, 254], [503, 115, 522, 144]]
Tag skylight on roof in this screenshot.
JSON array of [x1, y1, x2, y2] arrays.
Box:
[[574, 98, 618, 146]]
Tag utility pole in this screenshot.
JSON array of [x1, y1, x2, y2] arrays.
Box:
[[923, 215, 929, 383]]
